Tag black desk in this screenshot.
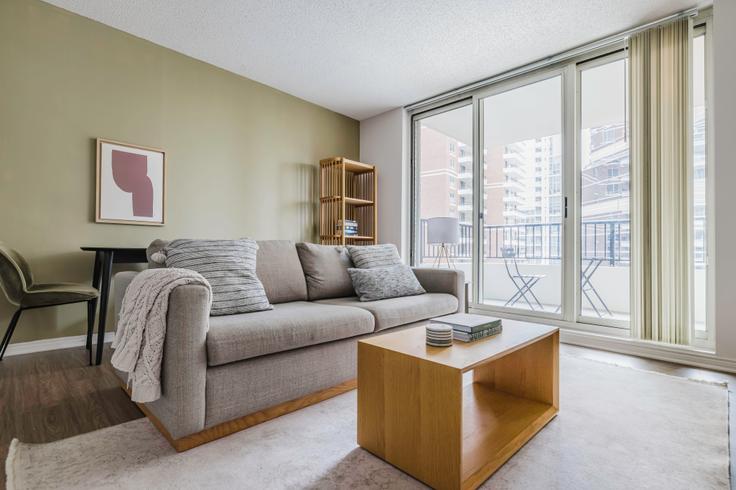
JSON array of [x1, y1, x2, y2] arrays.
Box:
[[81, 247, 148, 365]]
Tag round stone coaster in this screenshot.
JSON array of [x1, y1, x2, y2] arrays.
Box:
[[426, 324, 453, 333], [426, 324, 453, 347]]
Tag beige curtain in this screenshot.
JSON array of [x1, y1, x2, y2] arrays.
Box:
[[629, 18, 693, 345]]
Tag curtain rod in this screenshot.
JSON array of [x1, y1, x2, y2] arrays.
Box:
[[405, 7, 698, 113]]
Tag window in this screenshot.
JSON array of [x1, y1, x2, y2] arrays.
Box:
[[579, 55, 630, 324], [692, 28, 709, 341], [479, 75, 563, 313], [411, 14, 711, 345], [413, 103, 474, 293]]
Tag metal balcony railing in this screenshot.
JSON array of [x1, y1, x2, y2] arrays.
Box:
[[418, 218, 706, 266]]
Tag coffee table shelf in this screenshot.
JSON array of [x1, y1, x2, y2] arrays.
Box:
[[461, 383, 556, 486], [358, 321, 559, 490]]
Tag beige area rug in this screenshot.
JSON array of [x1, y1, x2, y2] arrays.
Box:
[[6, 356, 730, 489]]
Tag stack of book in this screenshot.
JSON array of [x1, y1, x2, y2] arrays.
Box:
[[336, 219, 359, 236], [430, 313, 502, 342]]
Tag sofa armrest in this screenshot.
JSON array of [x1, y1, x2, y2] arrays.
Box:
[[145, 284, 210, 440], [113, 271, 210, 440], [412, 267, 465, 313]]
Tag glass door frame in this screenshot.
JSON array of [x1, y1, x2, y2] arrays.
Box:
[[409, 21, 714, 345], [409, 98, 475, 294], [691, 15, 715, 349], [470, 66, 572, 323], [574, 49, 631, 330]]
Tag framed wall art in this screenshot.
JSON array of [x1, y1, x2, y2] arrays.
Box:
[[96, 138, 166, 225]]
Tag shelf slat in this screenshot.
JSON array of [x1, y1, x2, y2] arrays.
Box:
[[320, 235, 375, 240], [320, 196, 374, 206]]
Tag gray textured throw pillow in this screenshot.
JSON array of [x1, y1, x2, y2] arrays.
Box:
[[164, 239, 272, 316], [296, 243, 355, 300], [347, 244, 401, 269], [348, 265, 426, 301]]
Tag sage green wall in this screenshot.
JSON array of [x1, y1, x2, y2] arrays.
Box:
[[0, 0, 359, 344]]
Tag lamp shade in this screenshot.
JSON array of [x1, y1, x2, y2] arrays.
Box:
[[426, 217, 459, 244]]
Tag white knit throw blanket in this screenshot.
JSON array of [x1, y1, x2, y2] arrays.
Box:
[[111, 268, 212, 403]]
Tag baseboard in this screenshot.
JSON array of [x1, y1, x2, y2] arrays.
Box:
[[4, 332, 114, 357], [560, 329, 736, 374]]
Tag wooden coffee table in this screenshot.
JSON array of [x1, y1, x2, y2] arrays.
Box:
[[357, 320, 559, 490]]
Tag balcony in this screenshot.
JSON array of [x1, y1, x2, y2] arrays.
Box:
[[417, 219, 707, 325]]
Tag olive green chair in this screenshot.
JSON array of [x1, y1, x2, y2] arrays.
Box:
[[0, 243, 99, 362]]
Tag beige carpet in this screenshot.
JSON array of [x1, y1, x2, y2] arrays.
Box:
[[6, 356, 730, 489]]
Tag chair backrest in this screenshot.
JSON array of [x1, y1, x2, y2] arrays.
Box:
[[0, 243, 33, 305], [501, 246, 523, 279]]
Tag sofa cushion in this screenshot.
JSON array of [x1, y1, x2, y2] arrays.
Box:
[[315, 293, 458, 332], [347, 244, 402, 269], [255, 240, 309, 304], [164, 239, 272, 315], [348, 265, 425, 301], [296, 242, 355, 300], [206, 301, 374, 366], [146, 239, 169, 268]]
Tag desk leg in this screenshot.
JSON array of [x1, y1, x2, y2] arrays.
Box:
[[86, 252, 102, 362], [95, 251, 114, 366]]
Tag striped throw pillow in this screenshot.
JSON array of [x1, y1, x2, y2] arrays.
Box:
[[348, 265, 425, 301], [347, 244, 401, 269], [164, 239, 272, 316]]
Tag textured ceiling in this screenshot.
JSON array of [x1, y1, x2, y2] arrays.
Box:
[[43, 0, 709, 120]]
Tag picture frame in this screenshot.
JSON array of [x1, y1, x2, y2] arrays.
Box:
[[96, 138, 166, 226]]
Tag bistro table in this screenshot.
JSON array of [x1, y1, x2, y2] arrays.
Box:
[[80, 247, 148, 365]]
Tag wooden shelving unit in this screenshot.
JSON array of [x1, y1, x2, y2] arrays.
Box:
[[319, 157, 377, 246]]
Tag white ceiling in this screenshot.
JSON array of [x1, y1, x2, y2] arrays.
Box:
[[43, 0, 709, 121]]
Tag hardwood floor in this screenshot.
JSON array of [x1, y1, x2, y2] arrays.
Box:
[[0, 346, 143, 488], [0, 343, 733, 489]]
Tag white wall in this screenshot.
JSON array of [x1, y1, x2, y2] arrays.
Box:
[[713, 0, 736, 360], [360, 0, 736, 361], [359, 108, 410, 257]]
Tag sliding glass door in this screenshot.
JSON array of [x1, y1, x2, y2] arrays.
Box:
[[478, 74, 564, 315], [411, 18, 711, 344], [577, 54, 630, 327], [413, 103, 474, 294]]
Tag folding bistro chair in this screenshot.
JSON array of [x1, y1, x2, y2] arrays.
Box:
[[501, 247, 546, 310], [580, 257, 612, 317]]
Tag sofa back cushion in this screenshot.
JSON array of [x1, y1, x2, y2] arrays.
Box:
[[255, 240, 308, 304], [147, 239, 308, 304], [296, 243, 355, 300]]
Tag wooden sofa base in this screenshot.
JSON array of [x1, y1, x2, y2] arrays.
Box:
[[124, 378, 357, 452]]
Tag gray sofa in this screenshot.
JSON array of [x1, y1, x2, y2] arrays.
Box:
[[113, 240, 464, 450]]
